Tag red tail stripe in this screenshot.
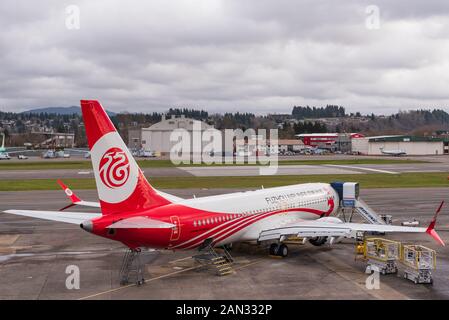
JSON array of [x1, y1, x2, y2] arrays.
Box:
[[80, 100, 116, 149]]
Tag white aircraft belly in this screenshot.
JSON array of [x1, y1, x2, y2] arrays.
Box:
[[215, 210, 318, 245]]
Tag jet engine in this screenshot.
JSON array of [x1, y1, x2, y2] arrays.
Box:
[[309, 217, 343, 246], [309, 236, 328, 246]]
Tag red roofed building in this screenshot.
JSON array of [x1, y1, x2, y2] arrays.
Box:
[[296, 133, 364, 148]]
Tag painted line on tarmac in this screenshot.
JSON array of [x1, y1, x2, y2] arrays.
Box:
[[233, 259, 263, 271], [168, 255, 195, 264], [78, 265, 203, 300], [78, 258, 262, 300], [325, 164, 398, 175], [308, 251, 408, 299]]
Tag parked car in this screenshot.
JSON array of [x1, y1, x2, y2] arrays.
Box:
[[0, 152, 11, 160]]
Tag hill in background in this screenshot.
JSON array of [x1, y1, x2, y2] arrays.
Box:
[[22, 106, 117, 116]]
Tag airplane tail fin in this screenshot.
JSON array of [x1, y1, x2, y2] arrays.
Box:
[[80, 100, 171, 215]]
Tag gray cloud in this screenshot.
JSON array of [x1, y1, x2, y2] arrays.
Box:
[[1, 0, 449, 114]]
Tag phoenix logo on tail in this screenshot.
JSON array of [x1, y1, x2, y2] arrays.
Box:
[[99, 147, 130, 189]]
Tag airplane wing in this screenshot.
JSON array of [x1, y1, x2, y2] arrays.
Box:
[[259, 203, 445, 246], [259, 220, 423, 240], [3, 210, 101, 225], [5, 149, 36, 155]]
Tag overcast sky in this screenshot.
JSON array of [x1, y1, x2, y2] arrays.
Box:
[[1, 0, 449, 114]]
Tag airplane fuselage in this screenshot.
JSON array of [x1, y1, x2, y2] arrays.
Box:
[[89, 182, 339, 250]]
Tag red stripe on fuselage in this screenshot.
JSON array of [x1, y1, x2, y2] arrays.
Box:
[[173, 199, 335, 249], [209, 202, 336, 247], [95, 197, 335, 250], [178, 211, 275, 249]]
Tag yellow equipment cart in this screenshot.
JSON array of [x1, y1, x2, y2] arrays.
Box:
[[401, 245, 436, 284], [362, 238, 401, 275]]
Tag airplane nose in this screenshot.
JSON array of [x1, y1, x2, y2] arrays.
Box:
[[80, 220, 93, 233]]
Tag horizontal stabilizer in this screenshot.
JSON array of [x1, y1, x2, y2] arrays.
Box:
[[57, 179, 100, 210], [3, 210, 101, 225], [107, 216, 175, 229]]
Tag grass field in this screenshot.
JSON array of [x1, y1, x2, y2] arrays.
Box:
[[0, 158, 428, 170], [1, 172, 448, 191]]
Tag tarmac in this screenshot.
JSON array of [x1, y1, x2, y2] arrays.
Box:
[[1, 187, 449, 300], [3, 161, 449, 180]]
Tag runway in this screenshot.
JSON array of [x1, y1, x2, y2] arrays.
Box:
[[2, 161, 449, 180], [1, 187, 449, 299], [179, 165, 361, 176], [0, 167, 192, 180]]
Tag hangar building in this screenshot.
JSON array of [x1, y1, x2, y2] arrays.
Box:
[[137, 115, 216, 154], [352, 135, 445, 155]]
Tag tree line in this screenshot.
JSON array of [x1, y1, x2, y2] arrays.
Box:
[[292, 105, 346, 119]]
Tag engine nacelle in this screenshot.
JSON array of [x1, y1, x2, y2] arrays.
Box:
[[317, 216, 343, 224], [309, 217, 343, 246], [309, 236, 328, 246]]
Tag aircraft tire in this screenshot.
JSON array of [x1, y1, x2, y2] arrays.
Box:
[[269, 243, 278, 255], [278, 244, 288, 257]]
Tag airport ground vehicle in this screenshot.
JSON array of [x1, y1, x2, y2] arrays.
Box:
[[42, 150, 70, 158], [0, 152, 10, 160]]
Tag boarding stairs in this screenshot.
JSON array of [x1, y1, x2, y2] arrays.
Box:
[[119, 248, 145, 285], [338, 199, 386, 225], [193, 239, 234, 276], [355, 199, 386, 225]]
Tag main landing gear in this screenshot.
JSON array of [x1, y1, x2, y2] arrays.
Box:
[[269, 243, 289, 257]]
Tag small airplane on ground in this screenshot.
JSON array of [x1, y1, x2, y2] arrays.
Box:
[[0, 132, 33, 160], [2, 100, 445, 285], [380, 146, 407, 156]]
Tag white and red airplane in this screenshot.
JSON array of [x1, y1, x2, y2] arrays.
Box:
[[3, 100, 445, 264]]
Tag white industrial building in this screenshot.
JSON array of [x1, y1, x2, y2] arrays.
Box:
[[140, 115, 216, 154], [352, 135, 445, 155], [278, 139, 305, 153], [234, 138, 305, 156]]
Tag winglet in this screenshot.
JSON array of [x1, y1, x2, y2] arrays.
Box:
[[426, 201, 445, 246], [57, 179, 81, 210]]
